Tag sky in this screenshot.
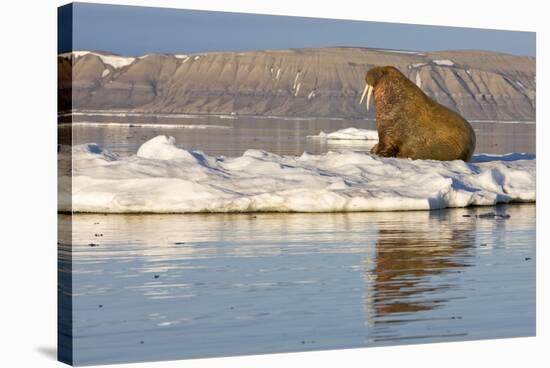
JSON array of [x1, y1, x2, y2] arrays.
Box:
[[58, 2, 536, 57]]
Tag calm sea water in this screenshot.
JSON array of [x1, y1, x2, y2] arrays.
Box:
[[59, 114, 536, 157], [58, 115, 536, 365], [59, 206, 535, 365]]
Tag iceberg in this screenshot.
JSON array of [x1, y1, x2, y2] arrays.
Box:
[[59, 135, 536, 213]]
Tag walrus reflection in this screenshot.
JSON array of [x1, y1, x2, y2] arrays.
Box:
[[359, 66, 476, 161], [363, 212, 475, 321]]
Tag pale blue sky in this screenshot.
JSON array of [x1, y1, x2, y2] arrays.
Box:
[[58, 2, 536, 57]]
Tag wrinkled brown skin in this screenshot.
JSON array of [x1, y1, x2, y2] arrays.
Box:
[[366, 66, 476, 161]]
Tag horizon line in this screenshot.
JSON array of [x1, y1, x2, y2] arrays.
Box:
[[58, 45, 536, 58]]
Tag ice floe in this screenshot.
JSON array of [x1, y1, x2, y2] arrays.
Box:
[[59, 135, 535, 213], [308, 127, 379, 140]]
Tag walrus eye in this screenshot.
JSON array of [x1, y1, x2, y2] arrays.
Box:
[[359, 83, 373, 111]]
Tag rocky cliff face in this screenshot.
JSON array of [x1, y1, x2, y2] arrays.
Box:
[[58, 47, 536, 121]]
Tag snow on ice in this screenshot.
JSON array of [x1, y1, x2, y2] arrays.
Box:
[[59, 135, 536, 213]]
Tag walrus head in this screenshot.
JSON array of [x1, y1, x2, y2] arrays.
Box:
[[359, 66, 410, 111]]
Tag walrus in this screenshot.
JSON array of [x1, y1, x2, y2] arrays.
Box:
[[359, 66, 476, 161]]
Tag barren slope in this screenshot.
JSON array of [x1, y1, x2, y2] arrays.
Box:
[[58, 48, 536, 121]]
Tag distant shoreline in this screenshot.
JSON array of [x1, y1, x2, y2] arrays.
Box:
[[58, 111, 535, 125]]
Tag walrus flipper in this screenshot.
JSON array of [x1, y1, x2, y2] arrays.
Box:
[[372, 140, 399, 157]]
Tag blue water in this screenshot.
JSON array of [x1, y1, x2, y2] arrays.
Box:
[[59, 204, 535, 365]]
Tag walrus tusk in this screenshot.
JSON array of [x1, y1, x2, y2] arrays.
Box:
[[359, 84, 373, 111], [366, 84, 373, 112], [359, 83, 370, 105]]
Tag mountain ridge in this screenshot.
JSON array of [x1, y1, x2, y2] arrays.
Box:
[[58, 47, 536, 121]]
